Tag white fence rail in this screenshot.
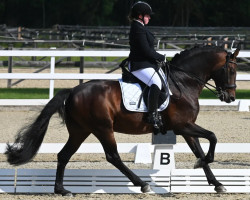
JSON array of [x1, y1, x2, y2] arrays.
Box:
[[0, 50, 250, 110], [1, 143, 249, 164]]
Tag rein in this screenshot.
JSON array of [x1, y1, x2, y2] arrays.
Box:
[[168, 63, 219, 100]]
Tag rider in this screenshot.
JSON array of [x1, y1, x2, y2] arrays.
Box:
[[128, 1, 165, 128]]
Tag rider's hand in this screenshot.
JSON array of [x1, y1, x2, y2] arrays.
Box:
[[156, 60, 166, 68]]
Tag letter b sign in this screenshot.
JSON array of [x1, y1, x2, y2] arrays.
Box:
[[153, 145, 175, 169], [160, 153, 170, 165]]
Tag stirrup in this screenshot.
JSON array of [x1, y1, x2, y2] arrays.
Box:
[[147, 112, 162, 128], [153, 122, 160, 129]]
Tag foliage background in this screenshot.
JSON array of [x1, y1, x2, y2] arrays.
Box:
[[0, 0, 249, 28]]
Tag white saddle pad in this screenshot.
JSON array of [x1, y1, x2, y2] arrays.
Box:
[[119, 79, 170, 112]]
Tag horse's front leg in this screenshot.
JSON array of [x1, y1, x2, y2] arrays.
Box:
[[182, 135, 226, 193], [179, 123, 217, 164]]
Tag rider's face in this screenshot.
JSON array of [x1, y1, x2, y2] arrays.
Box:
[[143, 14, 151, 25], [138, 14, 151, 25]]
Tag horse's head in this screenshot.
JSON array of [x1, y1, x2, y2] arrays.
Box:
[[170, 46, 240, 103], [211, 48, 240, 103]]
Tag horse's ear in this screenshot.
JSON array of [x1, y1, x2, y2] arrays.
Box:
[[231, 44, 241, 59], [231, 47, 240, 59]]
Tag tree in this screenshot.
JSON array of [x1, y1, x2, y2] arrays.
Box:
[[0, 0, 250, 27]]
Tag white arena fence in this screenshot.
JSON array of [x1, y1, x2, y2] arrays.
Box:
[[0, 142, 250, 194], [0, 50, 250, 111]]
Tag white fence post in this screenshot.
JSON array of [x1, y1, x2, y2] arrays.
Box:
[[49, 54, 55, 99]]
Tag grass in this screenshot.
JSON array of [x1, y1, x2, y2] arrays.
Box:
[[0, 88, 62, 99], [200, 89, 250, 99], [0, 88, 249, 99]]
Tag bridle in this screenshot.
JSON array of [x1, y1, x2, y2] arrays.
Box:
[[224, 60, 238, 90], [211, 52, 237, 91]]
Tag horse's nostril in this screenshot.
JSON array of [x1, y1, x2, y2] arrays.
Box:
[[230, 96, 235, 102]]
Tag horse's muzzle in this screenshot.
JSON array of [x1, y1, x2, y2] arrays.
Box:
[[218, 91, 235, 103], [230, 95, 235, 102]]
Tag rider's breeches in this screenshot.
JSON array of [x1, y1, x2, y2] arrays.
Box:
[[131, 67, 162, 90]]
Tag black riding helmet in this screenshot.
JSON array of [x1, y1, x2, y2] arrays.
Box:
[[129, 1, 153, 22]]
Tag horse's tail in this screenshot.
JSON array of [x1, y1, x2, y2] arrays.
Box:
[[5, 89, 71, 166]]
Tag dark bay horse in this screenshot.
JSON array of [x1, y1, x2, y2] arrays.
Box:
[[5, 46, 239, 196]]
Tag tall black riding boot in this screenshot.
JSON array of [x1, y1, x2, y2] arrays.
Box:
[[147, 84, 163, 129]]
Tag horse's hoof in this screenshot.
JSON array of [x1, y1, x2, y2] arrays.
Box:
[[55, 189, 73, 197], [141, 184, 151, 193], [194, 158, 202, 169], [62, 192, 73, 197], [215, 185, 227, 193]]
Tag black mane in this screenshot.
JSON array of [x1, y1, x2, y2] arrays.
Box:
[[171, 45, 227, 65]]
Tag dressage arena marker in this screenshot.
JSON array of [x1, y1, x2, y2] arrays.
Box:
[[152, 131, 176, 170]]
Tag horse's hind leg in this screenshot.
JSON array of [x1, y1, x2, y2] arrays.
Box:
[[183, 136, 227, 193], [95, 131, 151, 193], [54, 121, 91, 196]]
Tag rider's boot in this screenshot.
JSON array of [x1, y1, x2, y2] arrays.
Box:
[[147, 84, 163, 129]]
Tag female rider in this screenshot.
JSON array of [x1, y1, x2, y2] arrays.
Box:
[[128, 1, 165, 129]]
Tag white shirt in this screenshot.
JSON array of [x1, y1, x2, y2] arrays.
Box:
[[133, 19, 144, 26]]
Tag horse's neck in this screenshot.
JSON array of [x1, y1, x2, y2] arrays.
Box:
[[169, 57, 214, 97], [177, 53, 216, 81]]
